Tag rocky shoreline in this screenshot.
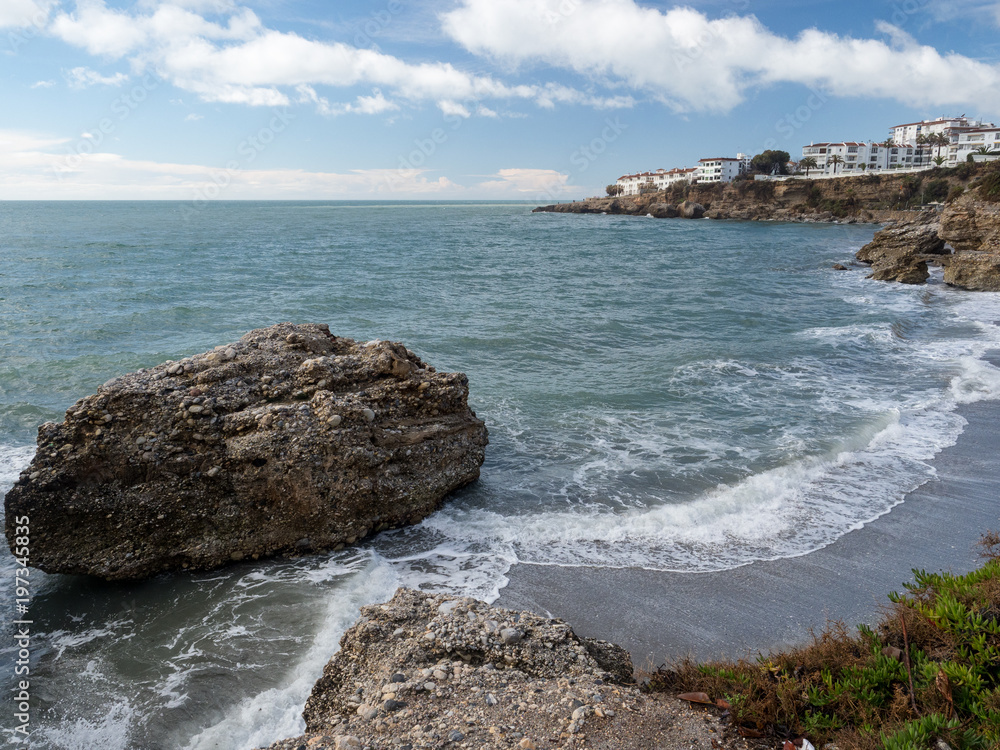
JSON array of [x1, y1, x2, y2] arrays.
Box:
[[535, 165, 1000, 290], [852, 193, 1000, 288], [259, 589, 746, 750]]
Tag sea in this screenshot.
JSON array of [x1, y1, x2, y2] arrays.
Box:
[[2, 201, 1000, 749]]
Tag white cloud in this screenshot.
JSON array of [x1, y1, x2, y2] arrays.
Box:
[[65, 66, 129, 89], [0, 0, 54, 29], [441, 0, 1000, 114], [0, 129, 584, 199], [474, 168, 576, 195], [0, 128, 465, 199], [46, 0, 630, 115], [31, 80, 55, 88], [184, 113, 203, 121]]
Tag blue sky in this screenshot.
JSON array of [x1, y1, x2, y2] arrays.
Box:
[[2, 0, 999, 200]]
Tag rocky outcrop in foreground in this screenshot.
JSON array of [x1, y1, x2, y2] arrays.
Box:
[[939, 198, 1000, 290], [261, 589, 735, 750], [853, 210, 947, 284], [4, 324, 488, 580], [854, 193, 1000, 290]]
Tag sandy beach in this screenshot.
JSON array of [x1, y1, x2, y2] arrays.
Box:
[[498, 397, 1000, 667]]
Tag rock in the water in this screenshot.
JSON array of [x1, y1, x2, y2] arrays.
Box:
[[648, 202, 679, 219], [678, 200, 705, 219], [856, 214, 945, 284], [944, 253, 1000, 291], [871, 259, 930, 284], [939, 200, 1000, 254], [4, 323, 488, 580]]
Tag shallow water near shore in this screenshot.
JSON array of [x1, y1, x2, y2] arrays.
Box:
[[2, 201, 1000, 749]]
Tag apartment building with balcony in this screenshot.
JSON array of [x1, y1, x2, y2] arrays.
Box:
[[615, 167, 698, 195]]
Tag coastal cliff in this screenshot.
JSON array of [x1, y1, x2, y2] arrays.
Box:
[[853, 171, 1000, 290], [534, 163, 992, 225], [536, 163, 1000, 291]]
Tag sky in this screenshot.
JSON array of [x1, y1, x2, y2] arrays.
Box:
[[2, 0, 1000, 200]]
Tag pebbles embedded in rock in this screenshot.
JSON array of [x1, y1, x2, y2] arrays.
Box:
[[500, 628, 524, 645], [4, 324, 488, 581], [356, 704, 378, 721]]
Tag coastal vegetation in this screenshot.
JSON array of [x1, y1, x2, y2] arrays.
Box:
[[647, 534, 1000, 750]]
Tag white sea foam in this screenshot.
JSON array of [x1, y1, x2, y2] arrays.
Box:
[[182, 556, 399, 750], [32, 700, 135, 750], [0, 444, 35, 499]]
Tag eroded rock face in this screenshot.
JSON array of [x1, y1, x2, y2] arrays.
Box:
[[855, 213, 947, 284], [4, 324, 488, 580], [678, 200, 705, 219], [301, 588, 633, 735], [944, 254, 1000, 291]]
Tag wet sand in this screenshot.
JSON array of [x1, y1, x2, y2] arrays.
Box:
[[497, 399, 1000, 668]]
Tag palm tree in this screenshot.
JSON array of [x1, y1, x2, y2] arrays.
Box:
[[930, 132, 950, 161], [877, 139, 896, 171], [829, 154, 844, 175], [933, 156, 946, 166], [975, 146, 1000, 156], [916, 133, 930, 167], [858, 162, 868, 172], [799, 156, 818, 177]]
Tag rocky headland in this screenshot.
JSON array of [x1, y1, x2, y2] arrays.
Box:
[[536, 163, 1000, 291], [4, 323, 488, 580], [260, 588, 741, 750]]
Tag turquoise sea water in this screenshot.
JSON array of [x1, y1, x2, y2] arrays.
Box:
[[2, 201, 1000, 748]]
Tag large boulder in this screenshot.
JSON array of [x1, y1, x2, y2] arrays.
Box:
[[856, 215, 946, 284], [678, 200, 705, 219], [4, 324, 488, 580], [939, 198, 1000, 254], [648, 202, 679, 218], [944, 253, 1000, 291]]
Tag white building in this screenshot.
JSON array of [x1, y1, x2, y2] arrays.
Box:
[[890, 116, 997, 166], [801, 141, 928, 174], [615, 167, 697, 196], [695, 154, 751, 183], [952, 127, 1000, 164]]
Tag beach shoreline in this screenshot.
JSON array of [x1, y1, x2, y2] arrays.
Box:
[[497, 396, 1000, 668]]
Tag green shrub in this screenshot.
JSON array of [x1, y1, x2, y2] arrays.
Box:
[[647, 534, 1000, 750], [976, 170, 1000, 202], [924, 179, 949, 202]]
